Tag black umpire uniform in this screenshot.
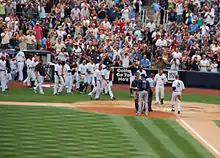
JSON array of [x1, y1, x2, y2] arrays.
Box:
[[131, 72, 140, 113]]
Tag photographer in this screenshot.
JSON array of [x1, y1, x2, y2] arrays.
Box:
[[191, 56, 199, 71], [170, 57, 180, 70]]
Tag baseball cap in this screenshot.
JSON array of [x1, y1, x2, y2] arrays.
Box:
[[141, 74, 146, 78]]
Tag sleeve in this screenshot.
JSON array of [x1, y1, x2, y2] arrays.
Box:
[[164, 75, 168, 82], [172, 81, 176, 87], [181, 81, 185, 90], [78, 65, 81, 72], [54, 65, 58, 71]]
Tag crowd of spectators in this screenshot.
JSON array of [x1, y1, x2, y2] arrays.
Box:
[[0, 0, 219, 73]]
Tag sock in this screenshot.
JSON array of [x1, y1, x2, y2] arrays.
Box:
[[172, 105, 175, 111], [135, 99, 138, 112], [177, 99, 181, 111], [91, 85, 94, 92], [130, 88, 133, 94]]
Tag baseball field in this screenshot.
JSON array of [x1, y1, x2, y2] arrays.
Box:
[[0, 83, 220, 158]]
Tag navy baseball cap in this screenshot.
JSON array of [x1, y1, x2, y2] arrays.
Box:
[[141, 74, 146, 78]]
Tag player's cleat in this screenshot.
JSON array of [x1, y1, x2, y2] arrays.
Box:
[[171, 109, 175, 112], [136, 112, 140, 116], [95, 98, 100, 100], [145, 113, 148, 117], [149, 109, 153, 112], [53, 93, 57, 96], [39, 92, 44, 95], [88, 94, 92, 100], [160, 99, 164, 104], [112, 97, 116, 100], [155, 102, 159, 105], [178, 111, 181, 114]]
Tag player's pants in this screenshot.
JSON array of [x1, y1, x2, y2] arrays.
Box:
[[65, 75, 72, 93], [35, 75, 44, 93], [87, 74, 94, 85], [5, 73, 11, 89], [89, 81, 101, 99], [17, 61, 24, 81], [133, 92, 139, 112], [102, 80, 114, 99], [155, 85, 164, 103], [171, 91, 182, 111], [138, 90, 148, 114], [0, 71, 6, 92], [24, 70, 37, 86], [54, 75, 65, 94], [129, 76, 135, 88], [148, 89, 153, 110]]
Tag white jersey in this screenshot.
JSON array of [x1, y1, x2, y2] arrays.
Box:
[[78, 64, 87, 74], [172, 79, 185, 92], [54, 64, 64, 76], [15, 51, 25, 62], [0, 59, 6, 71], [29, 60, 38, 70], [137, 70, 147, 77], [102, 69, 110, 80], [86, 62, 96, 74], [64, 64, 71, 76], [154, 74, 168, 86], [94, 69, 103, 82], [199, 59, 209, 72], [57, 52, 69, 61]]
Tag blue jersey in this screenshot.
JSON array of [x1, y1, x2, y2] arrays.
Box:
[[137, 79, 150, 91]]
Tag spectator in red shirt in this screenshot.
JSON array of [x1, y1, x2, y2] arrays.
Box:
[[33, 22, 43, 50]]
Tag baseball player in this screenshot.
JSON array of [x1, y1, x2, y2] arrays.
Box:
[[146, 73, 155, 112], [131, 72, 140, 114], [88, 64, 103, 100], [24, 57, 38, 87], [137, 74, 151, 116], [5, 55, 11, 90], [77, 60, 87, 90], [34, 59, 46, 94], [128, 61, 140, 96], [0, 56, 6, 92], [53, 60, 65, 95], [171, 75, 185, 114], [86, 60, 96, 91], [102, 65, 115, 100], [154, 69, 168, 104], [23, 56, 32, 87], [64, 60, 73, 94], [15, 51, 25, 81]]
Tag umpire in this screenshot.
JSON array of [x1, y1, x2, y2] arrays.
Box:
[[146, 73, 155, 112], [131, 72, 140, 114], [137, 74, 151, 116]]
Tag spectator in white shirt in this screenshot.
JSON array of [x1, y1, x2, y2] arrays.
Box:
[[204, 8, 215, 26], [146, 20, 156, 33], [155, 36, 167, 47], [199, 55, 210, 72], [71, 5, 81, 21], [122, 52, 130, 68], [191, 51, 201, 61], [170, 58, 180, 70]]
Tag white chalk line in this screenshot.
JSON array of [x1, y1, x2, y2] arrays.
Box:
[[179, 118, 220, 156]]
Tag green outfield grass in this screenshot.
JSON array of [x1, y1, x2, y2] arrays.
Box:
[[0, 105, 214, 158], [214, 121, 220, 127], [0, 88, 220, 104]]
